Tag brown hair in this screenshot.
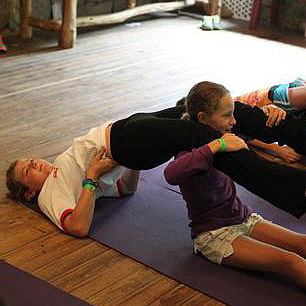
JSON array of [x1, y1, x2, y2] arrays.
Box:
[[6, 160, 29, 202], [184, 81, 230, 121]]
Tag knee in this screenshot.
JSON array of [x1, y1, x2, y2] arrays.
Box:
[[277, 251, 304, 273], [293, 234, 306, 256]]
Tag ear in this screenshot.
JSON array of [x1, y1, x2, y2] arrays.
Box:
[[24, 189, 36, 201], [197, 111, 208, 123]]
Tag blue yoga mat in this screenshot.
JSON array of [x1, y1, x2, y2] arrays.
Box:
[[89, 163, 306, 306], [0, 260, 91, 306]]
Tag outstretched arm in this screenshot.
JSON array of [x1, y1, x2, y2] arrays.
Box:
[[261, 104, 286, 127], [233, 101, 306, 155], [248, 139, 301, 163], [245, 104, 301, 162]]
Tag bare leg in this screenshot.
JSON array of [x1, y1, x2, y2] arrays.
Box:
[[209, 0, 222, 30], [222, 222, 306, 289], [288, 87, 306, 110], [202, 0, 222, 30], [250, 221, 306, 258], [209, 0, 222, 15]]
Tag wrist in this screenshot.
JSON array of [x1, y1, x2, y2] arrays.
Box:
[[82, 178, 99, 192], [86, 171, 99, 181], [208, 139, 222, 154], [216, 138, 226, 152], [265, 143, 278, 149]]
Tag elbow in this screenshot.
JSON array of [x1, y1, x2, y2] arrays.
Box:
[[62, 211, 91, 238], [69, 227, 89, 238], [66, 223, 90, 238]]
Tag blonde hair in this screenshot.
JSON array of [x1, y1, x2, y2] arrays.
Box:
[[6, 160, 29, 202], [184, 81, 230, 121]]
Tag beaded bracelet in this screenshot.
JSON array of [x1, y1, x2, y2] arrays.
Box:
[[216, 138, 227, 152]]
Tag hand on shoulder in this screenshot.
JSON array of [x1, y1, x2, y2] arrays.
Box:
[[209, 133, 248, 154]]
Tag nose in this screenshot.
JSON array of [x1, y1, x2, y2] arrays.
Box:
[[231, 115, 236, 126]]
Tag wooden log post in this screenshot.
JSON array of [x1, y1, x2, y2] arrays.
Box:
[[270, 0, 279, 26], [249, 0, 280, 30], [20, 0, 33, 40], [249, 0, 260, 30], [59, 0, 77, 49], [28, 17, 62, 32]]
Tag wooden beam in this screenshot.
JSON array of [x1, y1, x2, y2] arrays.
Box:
[[76, 0, 195, 27], [28, 17, 62, 32]]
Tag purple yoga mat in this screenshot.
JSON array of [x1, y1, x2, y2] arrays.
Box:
[[90, 163, 306, 306], [0, 260, 91, 306]]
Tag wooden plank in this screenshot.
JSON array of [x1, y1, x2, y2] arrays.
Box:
[[3, 232, 83, 270], [31, 241, 107, 280], [116, 276, 178, 306], [0, 227, 52, 256], [86, 265, 175, 305], [70, 257, 144, 299], [51, 249, 124, 292], [149, 285, 208, 306]]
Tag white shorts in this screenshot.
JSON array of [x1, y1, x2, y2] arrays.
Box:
[[193, 213, 268, 265]]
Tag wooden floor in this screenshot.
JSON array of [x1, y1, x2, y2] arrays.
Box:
[[1, 14, 306, 306]]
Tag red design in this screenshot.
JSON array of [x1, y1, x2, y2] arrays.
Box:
[[60, 208, 73, 233], [116, 179, 123, 196], [52, 167, 59, 178]]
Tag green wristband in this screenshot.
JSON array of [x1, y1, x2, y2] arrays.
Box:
[[216, 138, 226, 152], [83, 183, 96, 191]]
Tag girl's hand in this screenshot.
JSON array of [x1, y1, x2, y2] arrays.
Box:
[[87, 147, 118, 180], [209, 133, 248, 153], [221, 133, 248, 152], [262, 105, 286, 127], [272, 145, 301, 163]]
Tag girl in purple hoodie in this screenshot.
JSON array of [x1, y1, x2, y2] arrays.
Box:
[[165, 81, 306, 290]]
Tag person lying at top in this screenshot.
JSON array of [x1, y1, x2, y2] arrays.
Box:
[[234, 78, 306, 162]]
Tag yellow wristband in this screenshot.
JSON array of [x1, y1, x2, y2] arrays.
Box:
[[216, 138, 226, 152]]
